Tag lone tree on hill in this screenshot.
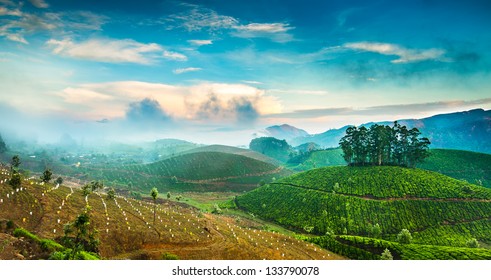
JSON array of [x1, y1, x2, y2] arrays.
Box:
[[151, 187, 158, 225], [9, 155, 22, 189], [41, 168, 53, 183], [339, 122, 430, 167], [55, 177, 63, 186], [11, 155, 21, 171]]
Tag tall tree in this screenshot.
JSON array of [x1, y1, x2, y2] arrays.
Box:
[[339, 122, 430, 167], [41, 168, 53, 183], [151, 188, 158, 225], [11, 155, 20, 171]]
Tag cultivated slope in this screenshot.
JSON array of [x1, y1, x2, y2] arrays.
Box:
[[80, 151, 292, 193], [0, 167, 339, 260], [237, 166, 491, 259]]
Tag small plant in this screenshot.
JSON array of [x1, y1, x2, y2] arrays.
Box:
[[380, 248, 393, 260], [9, 172, 21, 189], [211, 203, 222, 214], [55, 177, 63, 185], [466, 238, 479, 248], [303, 225, 314, 233], [6, 220, 14, 229], [106, 188, 115, 200], [397, 229, 412, 244], [162, 252, 179, 260]]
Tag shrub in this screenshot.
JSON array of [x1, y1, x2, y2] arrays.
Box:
[[466, 238, 479, 248], [397, 229, 412, 244], [380, 248, 393, 260], [162, 252, 179, 260], [211, 203, 222, 214]]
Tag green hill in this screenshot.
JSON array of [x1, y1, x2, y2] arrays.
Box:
[[417, 149, 491, 188], [285, 148, 491, 188], [237, 166, 491, 259], [179, 144, 281, 165], [80, 151, 292, 193], [286, 148, 345, 171]]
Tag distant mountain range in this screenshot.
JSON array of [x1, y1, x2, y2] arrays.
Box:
[[264, 108, 491, 154]]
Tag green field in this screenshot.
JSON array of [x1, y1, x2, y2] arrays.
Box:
[[79, 151, 292, 193], [237, 166, 491, 259], [418, 149, 491, 188]]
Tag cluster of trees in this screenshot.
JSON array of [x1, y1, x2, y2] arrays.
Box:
[[249, 137, 292, 162], [339, 122, 431, 167]]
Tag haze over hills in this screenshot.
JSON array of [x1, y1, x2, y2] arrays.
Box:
[[265, 109, 491, 154]]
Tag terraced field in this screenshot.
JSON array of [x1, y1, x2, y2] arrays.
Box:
[[237, 166, 491, 259], [0, 167, 339, 260]]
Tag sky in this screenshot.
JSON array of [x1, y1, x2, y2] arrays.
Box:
[[0, 0, 490, 146]]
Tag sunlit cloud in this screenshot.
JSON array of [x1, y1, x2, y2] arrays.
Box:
[[53, 81, 281, 126], [46, 38, 162, 64], [344, 42, 447, 63]]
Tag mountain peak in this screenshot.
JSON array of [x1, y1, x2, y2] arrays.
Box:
[[265, 124, 309, 140]]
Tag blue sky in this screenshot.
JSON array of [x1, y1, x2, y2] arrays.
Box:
[[0, 0, 490, 145]]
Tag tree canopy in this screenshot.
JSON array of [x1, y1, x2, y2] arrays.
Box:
[[249, 137, 292, 162], [339, 122, 430, 167]]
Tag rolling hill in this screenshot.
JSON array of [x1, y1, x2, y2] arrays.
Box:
[[0, 167, 340, 260], [417, 149, 491, 188], [78, 151, 293, 193], [236, 166, 491, 259], [178, 144, 281, 165], [285, 148, 491, 188]]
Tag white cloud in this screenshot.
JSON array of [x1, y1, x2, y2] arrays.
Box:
[[28, 0, 49, 9], [0, 6, 107, 44], [188, 39, 213, 46], [166, 5, 294, 43], [163, 50, 187, 61], [173, 67, 202, 74], [344, 42, 446, 63], [166, 5, 237, 32], [232, 23, 294, 43], [46, 38, 162, 64], [0, 6, 22, 16]]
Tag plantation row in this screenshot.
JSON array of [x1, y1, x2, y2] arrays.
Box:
[[236, 184, 491, 238], [277, 166, 491, 199], [417, 149, 491, 188], [307, 235, 491, 260], [412, 219, 491, 247]]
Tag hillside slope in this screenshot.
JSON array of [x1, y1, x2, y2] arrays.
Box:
[[179, 145, 281, 165], [79, 151, 292, 193], [417, 149, 491, 188], [286, 148, 491, 188], [0, 168, 339, 260], [237, 166, 491, 259]]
